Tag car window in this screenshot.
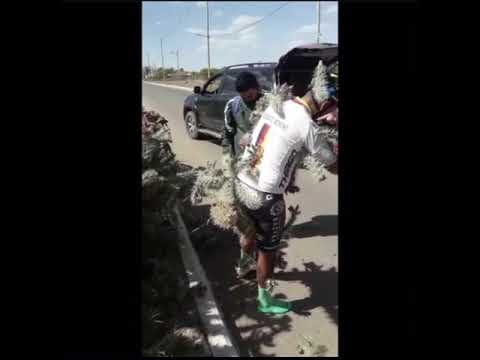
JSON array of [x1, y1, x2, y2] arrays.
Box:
[[220, 74, 237, 94], [223, 67, 275, 93], [258, 68, 275, 90], [204, 75, 223, 94]]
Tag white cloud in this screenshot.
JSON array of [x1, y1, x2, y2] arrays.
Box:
[[295, 21, 337, 43], [231, 15, 261, 29], [287, 39, 310, 49], [215, 15, 261, 46], [185, 15, 262, 39], [185, 27, 231, 36], [190, 14, 263, 66], [326, 7, 337, 15], [185, 27, 203, 34], [294, 2, 337, 37], [155, 21, 162, 25], [324, 2, 338, 15], [214, 10, 223, 17], [296, 24, 316, 33], [189, 9, 337, 68], [185, 27, 206, 36], [196, 1, 206, 8]]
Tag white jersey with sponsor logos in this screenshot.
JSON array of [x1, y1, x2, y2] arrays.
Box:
[[237, 99, 335, 194]]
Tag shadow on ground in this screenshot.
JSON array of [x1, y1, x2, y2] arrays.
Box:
[[276, 263, 338, 325], [289, 215, 338, 238], [195, 133, 223, 146], [182, 203, 338, 356]]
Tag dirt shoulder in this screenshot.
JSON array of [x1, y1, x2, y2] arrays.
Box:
[[184, 202, 338, 357]]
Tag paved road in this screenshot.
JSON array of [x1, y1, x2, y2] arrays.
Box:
[[143, 82, 338, 356]]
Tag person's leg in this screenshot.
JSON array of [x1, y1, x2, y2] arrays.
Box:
[[239, 231, 255, 257], [255, 195, 291, 314], [234, 180, 259, 271], [266, 251, 278, 291], [257, 249, 275, 288], [236, 216, 257, 278], [256, 249, 291, 313]]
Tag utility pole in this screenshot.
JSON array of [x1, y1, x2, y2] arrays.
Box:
[[316, 1, 321, 44], [147, 52, 150, 76], [191, 2, 211, 77], [206, 1, 211, 78], [160, 38, 165, 80], [170, 50, 180, 70]]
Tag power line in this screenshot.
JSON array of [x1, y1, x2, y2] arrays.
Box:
[[190, 1, 289, 38], [225, 2, 289, 36]]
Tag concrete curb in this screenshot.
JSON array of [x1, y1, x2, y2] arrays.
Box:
[[143, 81, 193, 92], [173, 202, 241, 357]]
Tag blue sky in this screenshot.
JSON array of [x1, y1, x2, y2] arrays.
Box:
[[143, 1, 338, 71]]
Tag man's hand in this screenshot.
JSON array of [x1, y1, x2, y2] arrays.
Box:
[[239, 132, 251, 150], [315, 107, 338, 126], [333, 143, 338, 156], [221, 130, 235, 156]]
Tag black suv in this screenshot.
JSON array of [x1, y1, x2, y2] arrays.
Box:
[[183, 43, 337, 140], [183, 63, 276, 139]]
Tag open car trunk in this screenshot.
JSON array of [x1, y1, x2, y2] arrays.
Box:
[[274, 43, 338, 97]]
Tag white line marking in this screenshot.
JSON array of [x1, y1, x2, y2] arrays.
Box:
[[210, 318, 223, 326], [173, 203, 241, 357], [143, 81, 193, 92], [208, 334, 232, 348]]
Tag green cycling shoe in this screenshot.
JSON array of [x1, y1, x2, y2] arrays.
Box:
[[257, 287, 292, 314]]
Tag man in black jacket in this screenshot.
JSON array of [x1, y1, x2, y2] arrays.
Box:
[[221, 71, 263, 157]]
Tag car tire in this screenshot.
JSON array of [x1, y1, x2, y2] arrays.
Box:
[[185, 111, 199, 139]]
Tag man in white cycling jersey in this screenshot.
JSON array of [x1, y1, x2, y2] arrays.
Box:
[[234, 60, 338, 314]]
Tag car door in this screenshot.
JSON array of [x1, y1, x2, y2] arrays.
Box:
[[195, 74, 224, 131], [211, 72, 238, 132]]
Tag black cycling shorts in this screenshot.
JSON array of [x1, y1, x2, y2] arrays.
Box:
[[238, 190, 286, 253]]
